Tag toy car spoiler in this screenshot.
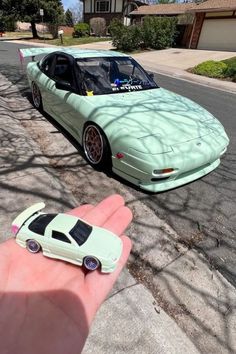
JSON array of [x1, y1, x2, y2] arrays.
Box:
[[11, 202, 45, 235]]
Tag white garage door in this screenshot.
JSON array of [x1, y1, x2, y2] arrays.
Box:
[[198, 18, 236, 51]]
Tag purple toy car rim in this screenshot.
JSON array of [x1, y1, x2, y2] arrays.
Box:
[[83, 125, 104, 165], [83, 256, 99, 271], [26, 239, 41, 253]]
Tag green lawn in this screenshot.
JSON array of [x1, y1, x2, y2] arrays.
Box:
[[5, 31, 33, 38], [42, 36, 110, 46], [5, 32, 110, 46], [191, 57, 236, 82]]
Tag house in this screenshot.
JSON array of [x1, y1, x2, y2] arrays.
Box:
[[130, 0, 236, 51], [83, 0, 148, 27], [187, 0, 236, 51]]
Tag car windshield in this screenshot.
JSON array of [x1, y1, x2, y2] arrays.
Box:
[[69, 219, 92, 246], [76, 57, 158, 96]]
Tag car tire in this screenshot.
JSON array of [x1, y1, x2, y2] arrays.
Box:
[[82, 123, 111, 170], [26, 239, 41, 253], [83, 256, 100, 271], [31, 82, 43, 110]]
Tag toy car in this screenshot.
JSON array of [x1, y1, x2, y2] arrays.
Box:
[[19, 47, 229, 192], [12, 202, 122, 273]]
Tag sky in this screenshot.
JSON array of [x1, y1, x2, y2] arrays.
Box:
[[62, 0, 77, 10]]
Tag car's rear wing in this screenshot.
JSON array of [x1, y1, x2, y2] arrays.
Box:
[[18, 47, 62, 62], [11, 202, 45, 235]]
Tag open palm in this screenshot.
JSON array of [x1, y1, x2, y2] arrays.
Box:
[[0, 194, 132, 354]]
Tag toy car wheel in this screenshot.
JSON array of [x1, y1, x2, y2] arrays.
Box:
[[83, 256, 100, 271], [26, 239, 41, 253], [31, 82, 43, 110], [83, 124, 111, 169]]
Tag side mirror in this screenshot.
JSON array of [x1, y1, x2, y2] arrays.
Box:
[[55, 81, 71, 91], [149, 73, 154, 80]]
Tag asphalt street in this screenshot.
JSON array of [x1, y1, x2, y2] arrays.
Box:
[[0, 41, 236, 289], [142, 72, 236, 287]]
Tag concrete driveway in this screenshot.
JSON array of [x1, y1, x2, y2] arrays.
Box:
[[132, 48, 235, 70]]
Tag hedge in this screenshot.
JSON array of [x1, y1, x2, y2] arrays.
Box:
[[192, 60, 228, 78], [109, 17, 178, 52]]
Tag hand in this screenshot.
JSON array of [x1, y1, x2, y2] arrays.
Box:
[[0, 194, 132, 354]]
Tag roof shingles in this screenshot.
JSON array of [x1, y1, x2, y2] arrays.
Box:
[[130, 0, 236, 16]]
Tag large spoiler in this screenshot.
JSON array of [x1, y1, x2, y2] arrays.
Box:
[[18, 47, 62, 62], [12, 202, 45, 235]]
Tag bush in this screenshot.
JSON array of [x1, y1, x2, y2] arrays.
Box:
[[109, 19, 124, 47], [90, 17, 106, 36], [73, 22, 90, 37], [0, 19, 5, 32], [109, 19, 142, 52], [192, 60, 228, 78], [223, 57, 236, 82], [0, 15, 16, 32], [142, 16, 178, 50], [109, 17, 177, 52]]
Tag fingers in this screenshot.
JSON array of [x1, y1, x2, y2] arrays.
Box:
[[66, 204, 94, 217], [68, 195, 132, 236], [102, 206, 133, 235], [85, 235, 132, 299], [81, 194, 125, 227]]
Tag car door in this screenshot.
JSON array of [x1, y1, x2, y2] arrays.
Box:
[[48, 230, 80, 262], [47, 54, 85, 139], [36, 53, 56, 116]]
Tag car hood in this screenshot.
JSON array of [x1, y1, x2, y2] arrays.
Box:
[[81, 88, 225, 153], [80, 227, 122, 261]]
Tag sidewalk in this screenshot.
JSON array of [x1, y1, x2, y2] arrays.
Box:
[[0, 72, 199, 353]]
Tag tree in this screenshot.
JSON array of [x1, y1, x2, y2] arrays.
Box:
[[2, 0, 64, 38], [69, 1, 83, 24], [65, 9, 74, 27]]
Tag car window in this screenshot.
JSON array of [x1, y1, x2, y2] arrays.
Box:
[[69, 220, 92, 246], [40, 54, 54, 77], [52, 55, 73, 85], [29, 214, 57, 235], [52, 230, 71, 243], [76, 57, 158, 96]]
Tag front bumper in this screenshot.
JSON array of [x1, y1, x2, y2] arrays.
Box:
[[112, 133, 229, 192]]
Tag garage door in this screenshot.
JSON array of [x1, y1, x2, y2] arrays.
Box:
[[198, 19, 236, 51]]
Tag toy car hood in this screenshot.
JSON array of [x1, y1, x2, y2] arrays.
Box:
[[11, 202, 45, 235]]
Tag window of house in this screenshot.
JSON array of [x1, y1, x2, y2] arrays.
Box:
[[52, 230, 71, 243], [96, 0, 110, 13]]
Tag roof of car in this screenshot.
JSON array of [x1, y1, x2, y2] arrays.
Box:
[[58, 48, 128, 59], [46, 213, 78, 234], [19, 47, 128, 60]]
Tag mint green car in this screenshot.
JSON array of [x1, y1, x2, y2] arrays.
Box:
[[12, 202, 122, 272], [20, 47, 229, 192]]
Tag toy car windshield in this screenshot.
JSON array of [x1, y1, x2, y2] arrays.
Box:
[[69, 219, 92, 246], [29, 214, 57, 235]]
